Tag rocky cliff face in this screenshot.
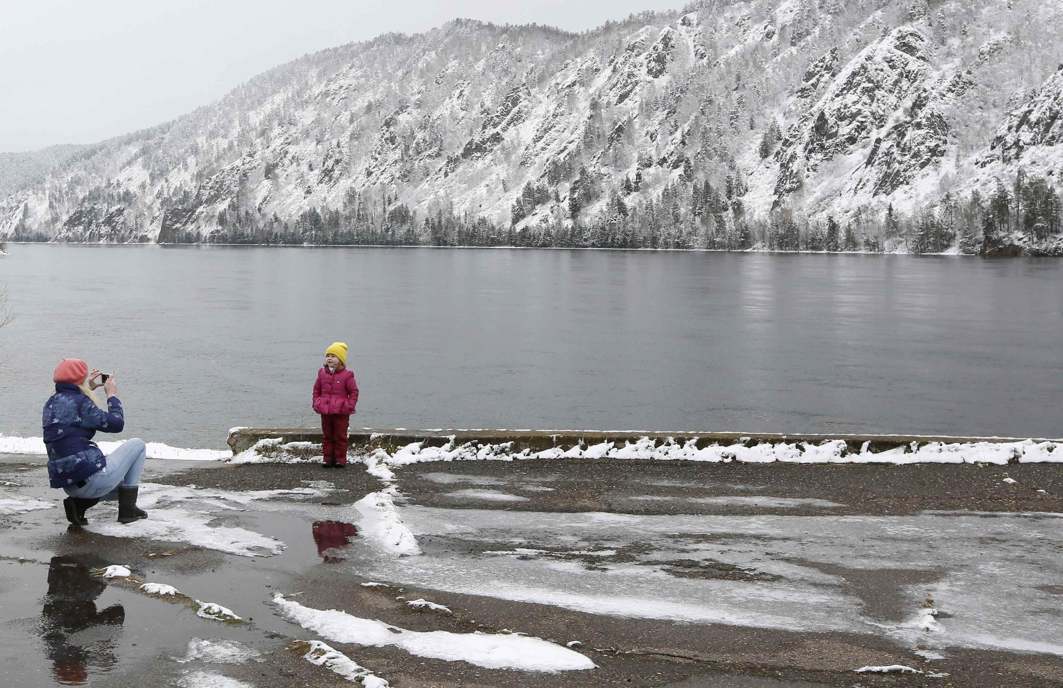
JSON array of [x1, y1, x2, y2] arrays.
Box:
[[1, 0, 1061, 251]]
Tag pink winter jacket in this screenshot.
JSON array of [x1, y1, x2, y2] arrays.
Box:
[[312, 366, 359, 416]]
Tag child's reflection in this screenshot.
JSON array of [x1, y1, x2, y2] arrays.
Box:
[[39, 556, 124, 685], [312, 520, 358, 562]]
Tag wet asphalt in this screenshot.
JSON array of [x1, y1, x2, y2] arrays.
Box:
[[1, 454, 1061, 687]]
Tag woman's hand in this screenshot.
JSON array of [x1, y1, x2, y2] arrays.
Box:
[[88, 368, 104, 389], [103, 375, 118, 398]]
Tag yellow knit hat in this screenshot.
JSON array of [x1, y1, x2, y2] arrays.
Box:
[[325, 341, 348, 366]]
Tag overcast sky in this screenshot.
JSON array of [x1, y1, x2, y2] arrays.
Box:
[[0, 0, 687, 153]]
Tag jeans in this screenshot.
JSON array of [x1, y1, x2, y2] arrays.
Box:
[[64, 438, 147, 500]]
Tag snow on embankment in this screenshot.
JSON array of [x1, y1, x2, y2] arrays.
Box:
[[232, 434, 1063, 468], [353, 489, 422, 556], [0, 434, 229, 461], [272, 594, 595, 672]]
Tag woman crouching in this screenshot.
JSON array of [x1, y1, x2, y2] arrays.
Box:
[[43, 358, 148, 526]]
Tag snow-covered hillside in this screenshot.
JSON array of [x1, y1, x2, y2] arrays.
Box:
[[1, 0, 1061, 253]]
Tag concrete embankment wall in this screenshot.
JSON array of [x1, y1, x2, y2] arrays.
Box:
[[226, 427, 1056, 457]]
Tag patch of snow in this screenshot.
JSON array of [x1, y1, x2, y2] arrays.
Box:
[[855, 665, 923, 674], [273, 594, 594, 672], [407, 598, 452, 614], [298, 640, 389, 687], [353, 490, 422, 556], [141, 582, 180, 596], [100, 565, 132, 578], [1002, 477, 1017, 484], [196, 601, 243, 623]]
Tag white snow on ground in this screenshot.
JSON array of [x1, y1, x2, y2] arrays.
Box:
[[340, 437, 1063, 467], [407, 598, 452, 614], [0, 434, 229, 461], [444, 489, 529, 502], [100, 565, 131, 578], [273, 594, 595, 672], [298, 640, 389, 687], [353, 490, 422, 556], [176, 671, 254, 688], [228, 438, 319, 465], [344, 506, 1063, 657], [361, 449, 397, 482], [0, 497, 52, 514], [179, 639, 262, 664], [141, 582, 180, 596], [629, 495, 845, 509]]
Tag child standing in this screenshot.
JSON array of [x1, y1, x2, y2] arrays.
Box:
[[312, 342, 359, 467]]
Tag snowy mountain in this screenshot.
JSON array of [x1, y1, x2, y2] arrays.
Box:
[[0, 145, 86, 198], [2, 0, 1061, 254]]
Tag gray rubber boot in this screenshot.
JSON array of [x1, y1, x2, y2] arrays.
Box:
[[117, 486, 148, 523]]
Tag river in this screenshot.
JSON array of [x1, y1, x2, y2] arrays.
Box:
[[1, 245, 1060, 448]]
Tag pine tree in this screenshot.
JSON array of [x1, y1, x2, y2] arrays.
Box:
[[825, 215, 840, 252]]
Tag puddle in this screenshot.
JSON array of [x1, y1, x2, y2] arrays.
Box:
[[40, 555, 125, 685]]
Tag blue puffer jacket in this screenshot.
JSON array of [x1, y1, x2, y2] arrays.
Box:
[[42, 383, 125, 488]]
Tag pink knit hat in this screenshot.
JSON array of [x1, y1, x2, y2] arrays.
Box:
[[53, 358, 88, 384]]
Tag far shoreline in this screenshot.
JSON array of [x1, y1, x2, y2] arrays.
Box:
[[0, 239, 996, 257]]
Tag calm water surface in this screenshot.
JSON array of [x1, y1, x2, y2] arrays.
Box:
[[1, 245, 1061, 448]]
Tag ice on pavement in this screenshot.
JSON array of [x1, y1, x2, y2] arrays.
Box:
[[176, 671, 254, 688], [179, 639, 262, 664], [81, 483, 330, 557], [628, 495, 845, 508], [273, 594, 595, 672], [422, 472, 506, 485], [0, 497, 53, 514], [444, 489, 529, 502], [341, 505, 1063, 657], [88, 506, 284, 557]]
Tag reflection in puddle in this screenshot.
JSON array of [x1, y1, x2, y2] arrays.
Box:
[[39, 556, 124, 685], [312, 521, 358, 562]]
